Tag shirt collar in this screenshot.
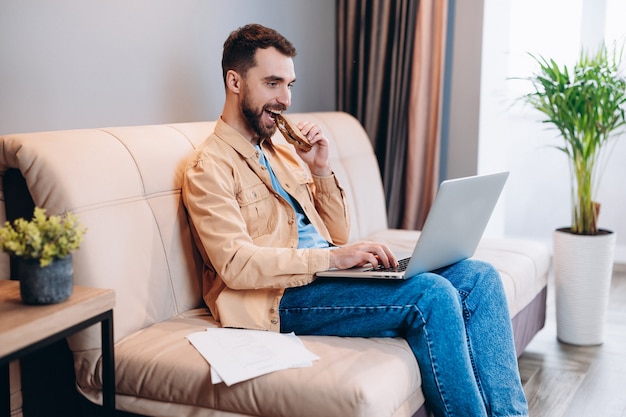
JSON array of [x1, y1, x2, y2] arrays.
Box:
[[214, 117, 274, 159]]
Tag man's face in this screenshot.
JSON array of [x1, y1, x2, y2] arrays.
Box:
[[240, 47, 296, 139]]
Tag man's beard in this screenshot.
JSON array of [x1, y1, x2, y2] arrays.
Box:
[[241, 94, 280, 140]]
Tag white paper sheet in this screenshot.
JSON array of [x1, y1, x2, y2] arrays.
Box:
[[186, 328, 319, 386]]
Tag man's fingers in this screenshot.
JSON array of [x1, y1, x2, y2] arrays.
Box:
[[329, 242, 398, 270], [361, 242, 396, 268]]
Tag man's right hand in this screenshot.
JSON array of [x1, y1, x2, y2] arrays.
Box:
[[329, 241, 398, 270]]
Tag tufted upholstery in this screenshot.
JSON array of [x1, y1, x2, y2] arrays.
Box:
[[0, 112, 550, 417]]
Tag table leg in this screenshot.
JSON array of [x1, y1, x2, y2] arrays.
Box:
[[101, 310, 115, 414], [1, 362, 9, 417]]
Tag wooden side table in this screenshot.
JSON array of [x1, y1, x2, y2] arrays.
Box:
[[0, 280, 115, 417]]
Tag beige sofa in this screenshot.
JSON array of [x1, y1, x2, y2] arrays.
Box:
[[0, 112, 550, 417]]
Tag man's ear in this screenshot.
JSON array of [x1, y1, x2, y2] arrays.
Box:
[[225, 70, 241, 94]]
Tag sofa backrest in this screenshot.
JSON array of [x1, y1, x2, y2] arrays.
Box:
[[0, 111, 388, 349]]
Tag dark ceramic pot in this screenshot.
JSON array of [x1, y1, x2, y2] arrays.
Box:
[[18, 255, 73, 305]]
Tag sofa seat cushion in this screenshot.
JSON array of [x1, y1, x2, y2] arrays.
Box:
[[75, 309, 425, 417], [362, 229, 550, 317]]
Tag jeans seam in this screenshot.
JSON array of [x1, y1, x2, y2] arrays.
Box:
[[463, 303, 486, 406], [458, 288, 488, 413], [414, 304, 453, 417], [280, 304, 417, 312]]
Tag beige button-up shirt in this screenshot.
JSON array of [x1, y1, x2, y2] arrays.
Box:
[[182, 118, 350, 331]]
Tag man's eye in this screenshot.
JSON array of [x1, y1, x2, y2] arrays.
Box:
[[268, 82, 278, 88]]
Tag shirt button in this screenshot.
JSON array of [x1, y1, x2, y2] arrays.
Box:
[[271, 318, 278, 325], [270, 307, 276, 313], [288, 219, 295, 224]]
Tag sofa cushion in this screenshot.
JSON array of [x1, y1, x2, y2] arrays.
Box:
[[75, 309, 425, 417]]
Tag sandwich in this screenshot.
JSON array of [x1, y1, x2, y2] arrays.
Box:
[[273, 113, 313, 152]]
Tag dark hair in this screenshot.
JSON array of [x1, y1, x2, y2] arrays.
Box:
[[221, 24, 297, 83]]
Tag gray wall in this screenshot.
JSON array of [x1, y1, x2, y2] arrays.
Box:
[[444, 0, 484, 180], [0, 0, 336, 134]]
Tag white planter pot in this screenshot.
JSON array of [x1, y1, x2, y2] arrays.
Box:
[[553, 228, 616, 346]]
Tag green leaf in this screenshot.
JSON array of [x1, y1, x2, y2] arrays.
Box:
[[0, 207, 87, 266], [520, 43, 626, 234]]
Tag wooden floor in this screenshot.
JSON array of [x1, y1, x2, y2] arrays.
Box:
[[518, 263, 626, 417]]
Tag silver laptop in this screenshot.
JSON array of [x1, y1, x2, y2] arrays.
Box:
[[315, 171, 509, 279]]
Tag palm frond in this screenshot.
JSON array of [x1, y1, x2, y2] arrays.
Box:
[[521, 44, 626, 234]]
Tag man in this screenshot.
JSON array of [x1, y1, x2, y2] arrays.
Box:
[[182, 23, 528, 417]]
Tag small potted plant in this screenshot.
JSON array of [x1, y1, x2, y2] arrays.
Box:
[[521, 44, 626, 345], [0, 207, 87, 304]]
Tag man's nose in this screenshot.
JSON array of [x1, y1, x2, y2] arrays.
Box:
[[277, 87, 291, 108]]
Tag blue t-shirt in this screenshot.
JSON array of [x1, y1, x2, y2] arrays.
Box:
[[255, 145, 330, 249]]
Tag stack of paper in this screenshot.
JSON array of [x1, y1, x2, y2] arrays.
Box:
[[186, 328, 319, 386]]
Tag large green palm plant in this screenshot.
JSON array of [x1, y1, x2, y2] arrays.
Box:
[[523, 45, 626, 235]]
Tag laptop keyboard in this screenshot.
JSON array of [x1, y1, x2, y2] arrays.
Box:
[[375, 257, 411, 273]]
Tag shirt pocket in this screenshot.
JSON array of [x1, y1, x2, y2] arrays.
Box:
[[291, 168, 314, 202], [236, 182, 277, 238]]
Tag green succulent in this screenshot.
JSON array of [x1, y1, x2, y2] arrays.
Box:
[[0, 207, 87, 267], [522, 44, 626, 235]]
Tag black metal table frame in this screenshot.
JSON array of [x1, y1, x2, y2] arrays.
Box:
[[1, 309, 115, 417]]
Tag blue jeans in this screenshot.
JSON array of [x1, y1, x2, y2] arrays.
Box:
[[279, 259, 528, 417]]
